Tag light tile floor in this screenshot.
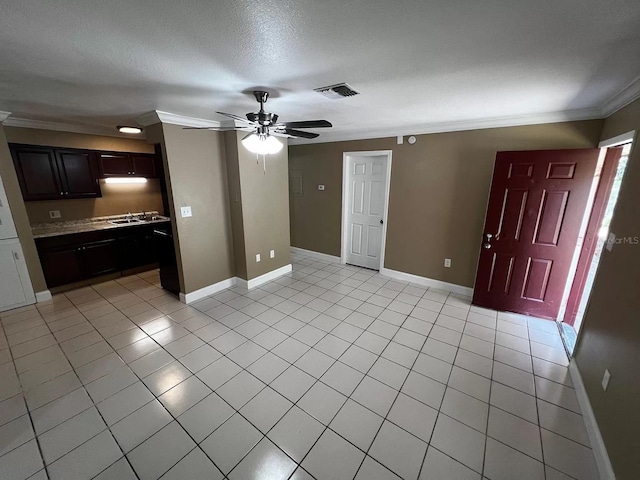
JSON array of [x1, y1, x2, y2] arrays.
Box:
[[0, 252, 599, 480]]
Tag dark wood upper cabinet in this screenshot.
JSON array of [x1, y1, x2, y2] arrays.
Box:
[[130, 154, 156, 177], [98, 152, 131, 176], [56, 150, 101, 198], [10, 146, 63, 200], [99, 152, 157, 178], [10, 144, 101, 201]]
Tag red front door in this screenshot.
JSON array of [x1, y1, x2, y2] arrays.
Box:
[[473, 149, 601, 320]]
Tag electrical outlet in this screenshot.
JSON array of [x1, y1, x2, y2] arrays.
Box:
[[180, 206, 192, 218], [602, 369, 611, 391], [270, 250, 275, 258], [444, 258, 452, 268], [318, 185, 325, 191], [256, 254, 261, 263], [49, 210, 61, 219]]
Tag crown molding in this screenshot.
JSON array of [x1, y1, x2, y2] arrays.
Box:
[[137, 110, 222, 128], [0, 111, 11, 122], [2, 116, 138, 138], [289, 107, 604, 145], [600, 75, 640, 117]]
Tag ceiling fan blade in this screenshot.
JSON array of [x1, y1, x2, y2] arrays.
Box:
[[276, 120, 332, 129], [182, 126, 240, 130], [279, 128, 320, 139], [215, 111, 254, 124]]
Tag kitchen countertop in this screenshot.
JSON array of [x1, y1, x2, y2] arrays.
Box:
[[32, 212, 171, 239]]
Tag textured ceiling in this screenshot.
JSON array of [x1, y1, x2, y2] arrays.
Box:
[[1, 0, 639, 142]]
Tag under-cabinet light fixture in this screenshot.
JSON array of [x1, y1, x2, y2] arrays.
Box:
[[105, 177, 148, 184], [117, 126, 143, 134]]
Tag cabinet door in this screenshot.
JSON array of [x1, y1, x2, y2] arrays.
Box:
[[57, 150, 101, 198], [98, 152, 131, 176], [81, 239, 119, 277], [130, 154, 157, 177], [40, 247, 83, 287], [10, 146, 63, 201], [0, 244, 27, 310]]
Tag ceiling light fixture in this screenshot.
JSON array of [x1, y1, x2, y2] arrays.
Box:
[[105, 177, 148, 184], [117, 126, 143, 134], [241, 133, 283, 155]]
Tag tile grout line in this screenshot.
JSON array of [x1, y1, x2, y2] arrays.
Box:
[[0, 310, 52, 480]]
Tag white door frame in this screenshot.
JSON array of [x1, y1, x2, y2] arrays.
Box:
[[341, 150, 393, 270]]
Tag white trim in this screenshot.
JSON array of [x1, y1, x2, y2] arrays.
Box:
[[2, 116, 138, 139], [341, 150, 393, 271], [381, 267, 474, 297], [600, 75, 640, 117], [569, 359, 616, 480], [35, 290, 52, 303], [237, 264, 293, 290], [179, 277, 237, 304], [598, 130, 636, 148], [290, 247, 341, 263], [0, 111, 11, 122], [290, 108, 603, 145], [137, 110, 223, 129]]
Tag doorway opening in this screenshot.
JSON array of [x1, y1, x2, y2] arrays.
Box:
[[560, 135, 634, 353], [341, 151, 392, 271]]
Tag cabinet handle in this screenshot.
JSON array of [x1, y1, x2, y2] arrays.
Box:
[[13, 251, 19, 261]]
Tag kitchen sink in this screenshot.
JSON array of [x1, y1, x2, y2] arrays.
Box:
[[109, 219, 144, 225]]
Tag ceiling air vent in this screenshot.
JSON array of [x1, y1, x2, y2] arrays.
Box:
[[314, 83, 360, 99]]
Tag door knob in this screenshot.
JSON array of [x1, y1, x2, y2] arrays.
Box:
[[483, 243, 492, 249], [380, 219, 384, 225]]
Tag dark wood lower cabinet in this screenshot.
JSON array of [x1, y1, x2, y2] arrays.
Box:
[[40, 247, 84, 287], [36, 222, 168, 288]]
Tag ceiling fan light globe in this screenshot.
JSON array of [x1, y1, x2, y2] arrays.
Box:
[[242, 134, 283, 155]]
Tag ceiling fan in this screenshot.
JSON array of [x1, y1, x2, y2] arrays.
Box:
[[186, 90, 332, 154]]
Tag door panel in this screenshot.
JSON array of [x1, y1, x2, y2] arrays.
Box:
[[11, 146, 62, 200], [0, 175, 18, 240], [345, 155, 388, 270], [473, 149, 600, 319], [98, 152, 131, 176], [0, 245, 26, 309], [57, 150, 101, 198], [130, 154, 156, 177]]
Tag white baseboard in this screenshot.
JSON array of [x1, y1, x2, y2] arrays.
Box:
[[380, 267, 473, 297], [179, 277, 237, 304], [35, 290, 52, 303], [237, 264, 293, 290], [569, 359, 616, 480], [290, 246, 341, 263]]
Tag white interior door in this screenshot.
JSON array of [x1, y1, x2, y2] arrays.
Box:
[[0, 174, 18, 240], [345, 154, 388, 269]]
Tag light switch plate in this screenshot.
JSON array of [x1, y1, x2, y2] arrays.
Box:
[[602, 369, 611, 391], [444, 258, 451, 268], [396, 136, 403, 145], [606, 232, 615, 252], [256, 254, 261, 262], [270, 250, 275, 258], [181, 206, 192, 218]]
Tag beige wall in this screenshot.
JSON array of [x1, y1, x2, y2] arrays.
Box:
[[154, 124, 235, 294], [574, 99, 640, 479], [24, 179, 164, 224], [0, 126, 47, 292], [223, 132, 248, 280], [289, 120, 604, 287], [226, 132, 291, 280], [4, 127, 154, 153]]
